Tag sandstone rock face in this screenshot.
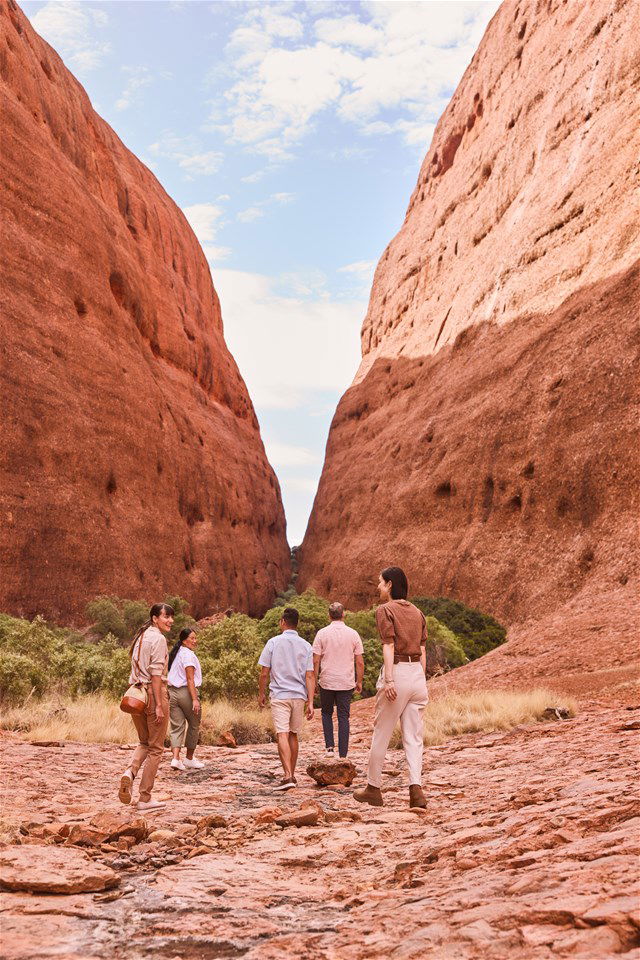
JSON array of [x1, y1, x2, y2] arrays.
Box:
[[0, 1, 289, 622], [299, 0, 640, 660], [0, 845, 119, 893]]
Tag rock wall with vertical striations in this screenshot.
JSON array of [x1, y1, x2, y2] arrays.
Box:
[[0, 0, 290, 622], [299, 0, 640, 650]]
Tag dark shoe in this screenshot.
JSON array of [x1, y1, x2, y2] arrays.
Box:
[[409, 784, 427, 809], [353, 784, 383, 807]]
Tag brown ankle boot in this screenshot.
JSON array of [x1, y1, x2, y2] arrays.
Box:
[[353, 783, 383, 807], [409, 784, 427, 809]]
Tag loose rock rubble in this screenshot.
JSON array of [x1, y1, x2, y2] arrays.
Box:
[[1, 703, 638, 958]]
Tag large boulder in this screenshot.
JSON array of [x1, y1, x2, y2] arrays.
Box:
[[306, 760, 357, 787]]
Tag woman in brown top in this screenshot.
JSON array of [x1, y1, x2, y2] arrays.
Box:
[[354, 566, 428, 809]]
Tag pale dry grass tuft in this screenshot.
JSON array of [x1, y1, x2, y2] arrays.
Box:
[[390, 688, 578, 748], [0, 694, 273, 745]]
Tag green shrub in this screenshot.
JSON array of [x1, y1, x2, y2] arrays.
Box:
[[258, 590, 330, 644], [197, 614, 261, 661], [344, 607, 378, 640], [426, 616, 468, 669], [0, 652, 47, 703], [411, 596, 506, 661], [200, 650, 260, 700], [361, 636, 384, 698], [86, 596, 126, 641]]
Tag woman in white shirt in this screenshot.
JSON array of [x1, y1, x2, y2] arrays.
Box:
[[167, 627, 205, 771]]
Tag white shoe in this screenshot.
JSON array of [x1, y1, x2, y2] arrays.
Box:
[[325, 748, 335, 756], [183, 758, 205, 769], [137, 799, 165, 811], [171, 758, 186, 771]]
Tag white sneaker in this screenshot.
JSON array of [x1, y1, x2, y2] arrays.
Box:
[[137, 799, 165, 811], [325, 748, 335, 756], [171, 758, 186, 771], [183, 758, 205, 769]]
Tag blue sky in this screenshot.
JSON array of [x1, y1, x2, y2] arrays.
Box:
[[24, 0, 500, 545]]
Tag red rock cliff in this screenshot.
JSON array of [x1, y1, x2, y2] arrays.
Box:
[[0, 0, 290, 621], [299, 0, 640, 637]]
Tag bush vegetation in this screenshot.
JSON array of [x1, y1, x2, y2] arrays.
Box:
[[0, 590, 504, 707], [411, 596, 506, 661]]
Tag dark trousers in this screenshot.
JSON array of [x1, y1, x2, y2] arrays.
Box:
[[319, 687, 354, 757]]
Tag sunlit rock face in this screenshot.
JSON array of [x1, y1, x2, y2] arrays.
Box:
[[299, 0, 640, 641], [0, 0, 290, 621]]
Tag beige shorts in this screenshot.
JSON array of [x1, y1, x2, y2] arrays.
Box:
[[270, 698, 305, 734]]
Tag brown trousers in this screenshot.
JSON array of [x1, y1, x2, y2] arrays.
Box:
[[130, 684, 169, 802]]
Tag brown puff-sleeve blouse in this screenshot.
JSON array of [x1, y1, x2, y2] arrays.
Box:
[[375, 599, 427, 658]]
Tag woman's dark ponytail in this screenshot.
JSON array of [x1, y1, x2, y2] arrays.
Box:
[[129, 602, 175, 657], [168, 626, 196, 670]]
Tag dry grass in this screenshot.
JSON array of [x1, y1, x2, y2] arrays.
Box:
[[390, 688, 578, 748], [0, 694, 273, 745]]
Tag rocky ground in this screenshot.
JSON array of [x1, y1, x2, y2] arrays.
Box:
[[1, 703, 639, 960]]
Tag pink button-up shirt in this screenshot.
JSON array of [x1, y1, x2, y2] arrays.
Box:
[[312, 621, 364, 691]]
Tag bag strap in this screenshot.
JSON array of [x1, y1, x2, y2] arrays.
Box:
[[131, 633, 144, 684]]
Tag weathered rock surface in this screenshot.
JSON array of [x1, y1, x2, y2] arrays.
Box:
[[0, 845, 119, 894], [306, 758, 357, 786], [298, 0, 640, 683], [1, 703, 638, 958], [0, 0, 289, 621]]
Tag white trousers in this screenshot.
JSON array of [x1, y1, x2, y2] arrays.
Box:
[[367, 662, 428, 788]]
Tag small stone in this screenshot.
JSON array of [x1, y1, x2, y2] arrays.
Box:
[[0, 845, 120, 894], [186, 846, 212, 858], [66, 824, 110, 848], [196, 814, 228, 833], [306, 759, 357, 787], [215, 731, 237, 748], [90, 812, 148, 843], [252, 806, 283, 825], [541, 707, 572, 721], [275, 809, 320, 828], [148, 829, 177, 842]]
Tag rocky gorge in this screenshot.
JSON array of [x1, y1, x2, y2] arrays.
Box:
[[0, 0, 290, 622], [298, 0, 640, 672]]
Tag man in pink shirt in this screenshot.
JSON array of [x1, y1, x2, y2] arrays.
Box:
[[312, 602, 364, 758]]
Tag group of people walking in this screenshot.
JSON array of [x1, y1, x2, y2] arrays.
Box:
[[118, 565, 429, 811]]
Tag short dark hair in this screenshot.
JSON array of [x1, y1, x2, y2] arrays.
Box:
[[328, 602, 344, 620], [281, 607, 299, 627], [381, 566, 408, 600]]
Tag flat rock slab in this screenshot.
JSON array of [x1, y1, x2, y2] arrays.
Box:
[[0, 846, 120, 894], [306, 759, 357, 786]]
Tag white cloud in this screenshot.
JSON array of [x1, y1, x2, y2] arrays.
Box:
[[150, 133, 224, 178], [214, 268, 364, 410], [237, 191, 295, 224], [264, 442, 318, 468], [115, 66, 152, 112], [211, 1, 500, 157], [280, 476, 319, 493], [30, 0, 110, 73], [182, 202, 230, 261], [237, 206, 264, 223]]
